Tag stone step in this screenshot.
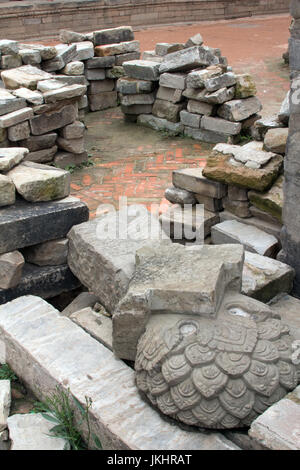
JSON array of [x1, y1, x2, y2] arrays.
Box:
[[269, 294, 300, 340], [211, 220, 279, 257], [0, 196, 88, 254], [0, 263, 80, 305], [249, 386, 300, 450], [0, 296, 239, 450]]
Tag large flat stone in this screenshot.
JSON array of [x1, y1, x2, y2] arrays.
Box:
[[93, 26, 134, 46], [29, 104, 77, 135], [42, 45, 77, 72], [211, 220, 279, 257], [173, 167, 227, 198], [0, 89, 26, 117], [70, 307, 113, 351], [114, 243, 244, 360], [43, 84, 86, 104], [0, 107, 33, 129], [159, 46, 219, 73], [242, 252, 295, 302], [0, 196, 88, 254], [123, 60, 160, 81], [7, 414, 69, 450], [201, 116, 242, 136], [1, 65, 52, 90], [137, 114, 184, 136], [0, 380, 10, 431], [67, 211, 171, 313], [0, 296, 238, 450], [0, 147, 28, 171], [0, 263, 80, 305], [217, 97, 262, 122], [220, 210, 282, 242], [8, 162, 70, 203], [249, 386, 300, 450]]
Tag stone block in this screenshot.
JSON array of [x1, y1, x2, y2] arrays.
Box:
[[116, 77, 154, 95], [121, 104, 153, 115], [0, 89, 26, 117], [165, 186, 196, 205], [89, 91, 118, 111], [29, 104, 77, 135], [43, 84, 86, 104], [156, 86, 183, 103], [88, 79, 115, 94], [70, 307, 113, 351], [1, 54, 22, 70], [0, 107, 33, 129], [152, 99, 185, 122], [159, 46, 219, 73], [51, 75, 88, 87], [23, 238, 68, 267], [223, 197, 251, 218], [19, 44, 56, 61], [0, 380, 10, 432], [86, 56, 115, 69], [84, 68, 106, 81], [57, 136, 84, 154], [60, 121, 84, 140], [43, 44, 77, 72], [211, 220, 279, 257], [19, 48, 41, 66], [123, 60, 160, 81], [220, 210, 282, 242], [1, 65, 52, 90], [195, 194, 223, 213], [120, 92, 155, 106], [61, 61, 84, 76], [137, 114, 184, 135], [24, 146, 58, 164], [270, 294, 300, 340], [159, 72, 187, 90], [0, 40, 18, 55], [173, 167, 227, 198], [228, 185, 249, 201], [93, 26, 134, 46], [0, 147, 28, 171], [180, 110, 201, 128], [235, 74, 257, 99], [0, 251, 24, 289], [201, 116, 241, 135], [264, 128, 288, 155], [95, 40, 139, 57], [186, 65, 223, 89], [0, 174, 15, 207], [74, 41, 94, 61], [218, 97, 262, 122], [105, 66, 126, 79], [7, 121, 30, 141], [248, 175, 283, 223], [142, 51, 163, 62], [184, 126, 229, 143], [13, 87, 43, 106], [204, 72, 236, 92], [19, 133, 57, 152], [185, 33, 203, 48], [115, 52, 140, 65], [60, 30, 86, 44], [155, 43, 184, 56]]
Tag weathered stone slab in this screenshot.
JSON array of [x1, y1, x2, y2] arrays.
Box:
[[43, 45, 77, 72], [30, 104, 77, 135], [0, 174, 15, 207], [93, 26, 134, 46], [201, 116, 242, 135], [195, 194, 224, 213], [105, 66, 126, 79], [60, 121, 84, 140], [8, 162, 70, 203], [242, 251, 295, 302], [24, 145, 57, 164], [70, 307, 113, 351], [187, 99, 213, 116], [19, 44, 56, 61], [114, 243, 244, 360], [156, 86, 183, 103], [43, 84, 86, 104], [152, 99, 185, 122], [23, 238, 68, 267], [84, 68, 106, 81], [0, 296, 238, 450], [8, 413, 69, 450], [159, 46, 219, 73], [249, 175, 283, 223], [185, 33, 203, 48], [142, 50, 163, 62], [220, 210, 282, 242], [62, 61, 84, 76], [95, 41, 140, 57], [89, 91, 118, 112], [249, 386, 300, 450], [137, 114, 184, 135], [19, 48, 41, 65], [264, 128, 288, 155], [269, 294, 300, 340], [7, 121, 30, 142], [165, 186, 196, 205], [13, 87, 43, 106], [204, 72, 236, 92], [235, 74, 257, 99], [180, 109, 201, 128], [0, 147, 28, 171], [186, 65, 223, 88], [68, 211, 171, 313], [0, 40, 18, 55], [184, 126, 229, 143], [117, 77, 153, 94], [1, 54, 22, 70], [74, 41, 94, 61], [1, 65, 52, 90], [19, 133, 57, 152], [0, 251, 24, 290], [0, 196, 88, 254], [59, 30, 86, 44], [173, 167, 227, 198], [123, 60, 160, 81], [88, 79, 115, 94], [0, 107, 33, 129], [86, 56, 115, 69], [57, 137, 84, 154], [0, 380, 10, 431], [120, 92, 156, 106], [0, 89, 26, 116], [159, 72, 187, 90], [155, 43, 184, 56], [211, 220, 279, 257], [0, 264, 80, 305], [218, 97, 262, 122]]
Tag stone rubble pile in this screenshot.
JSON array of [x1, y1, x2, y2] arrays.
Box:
[[116, 33, 263, 143]]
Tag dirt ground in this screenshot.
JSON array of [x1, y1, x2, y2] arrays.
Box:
[[69, 14, 290, 217]]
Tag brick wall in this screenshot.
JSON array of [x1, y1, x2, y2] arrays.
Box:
[[0, 0, 290, 41]]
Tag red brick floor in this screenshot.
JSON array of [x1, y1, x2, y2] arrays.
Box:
[[69, 16, 290, 218]]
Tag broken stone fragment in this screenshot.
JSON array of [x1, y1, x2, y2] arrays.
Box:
[[0, 380, 11, 432], [1, 65, 52, 90], [278, 91, 290, 125], [74, 41, 94, 61], [217, 97, 262, 122], [0, 40, 18, 55], [59, 29, 87, 44], [152, 99, 185, 122], [19, 48, 41, 66], [180, 110, 201, 128], [60, 121, 85, 140], [159, 72, 187, 90], [57, 136, 85, 154], [29, 104, 77, 135], [0, 89, 26, 117], [214, 141, 276, 169], [0, 147, 29, 171], [173, 167, 227, 199], [116, 77, 154, 94], [235, 74, 257, 99], [201, 116, 242, 135], [61, 61, 84, 76], [185, 33, 204, 48], [0, 174, 15, 207], [155, 43, 184, 56], [23, 238, 68, 267], [13, 87, 44, 106], [42, 44, 77, 72], [159, 46, 219, 73], [8, 161, 70, 203], [120, 92, 156, 106], [156, 86, 183, 104], [0, 250, 24, 289], [19, 133, 57, 152], [187, 100, 213, 116], [19, 43, 57, 60], [142, 50, 163, 62], [204, 72, 237, 92], [186, 66, 223, 88], [1, 54, 22, 70], [24, 146, 58, 164]]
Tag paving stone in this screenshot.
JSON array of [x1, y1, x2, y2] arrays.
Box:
[[0, 263, 80, 305], [8, 162, 70, 203], [30, 104, 77, 135], [19, 133, 57, 152], [0, 107, 33, 129], [68, 211, 171, 313], [201, 116, 242, 135], [59, 30, 86, 44], [137, 114, 184, 135], [7, 413, 69, 450], [264, 128, 288, 155], [24, 145, 58, 164], [235, 74, 257, 99], [186, 65, 223, 88], [0, 174, 15, 207], [159, 72, 187, 90], [74, 41, 94, 61], [7, 121, 30, 142], [1, 65, 52, 90], [152, 99, 185, 122], [269, 294, 300, 340], [0, 147, 28, 171], [19, 48, 41, 65], [220, 210, 282, 242], [42, 45, 77, 72], [115, 52, 140, 65], [242, 251, 295, 303], [218, 97, 262, 122], [114, 243, 243, 360], [23, 238, 68, 267], [187, 99, 213, 115], [70, 307, 113, 351], [156, 86, 183, 103], [173, 167, 227, 198], [84, 68, 106, 81], [211, 220, 279, 257], [1, 54, 22, 70], [120, 92, 156, 106], [0, 251, 24, 289], [93, 26, 134, 46], [89, 91, 118, 112], [159, 46, 219, 73], [53, 151, 88, 168], [155, 43, 184, 56], [180, 109, 201, 128], [0, 40, 18, 55], [249, 386, 300, 450], [123, 60, 160, 81], [223, 197, 251, 218], [204, 72, 236, 92], [61, 292, 99, 317], [116, 77, 153, 94], [121, 104, 153, 115], [0, 296, 238, 450], [165, 186, 196, 205], [60, 121, 84, 140], [248, 175, 283, 223], [86, 56, 115, 69], [185, 33, 204, 48], [0, 89, 26, 117], [62, 61, 84, 76], [0, 380, 10, 431], [19, 44, 56, 61], [43, 84, 86, 104], [13, 87, 43, 106], [95, 41, 140, 57]]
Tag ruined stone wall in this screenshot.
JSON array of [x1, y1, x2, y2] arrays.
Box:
[[0, 0, 290, 41]]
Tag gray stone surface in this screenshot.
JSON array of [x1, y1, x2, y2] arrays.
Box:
[[269, 294, 300, 340], [95, 40, 140, 57], [180, 110, 201, 128], [7, 121, 30, 142], [74, 41, 94, 61], [228, 185, 249, 201], [60, 121, 84, 140], [0, 147, 28, 171], [184, 126, 229, 143], [123, 60, 160, 81], [278, 91, 290, 125], [155, 43, 184, 56], [0, 251, 24, 290], [219, 210, 282, 242], [61, 61, 84, 76], [211, 220, 279, 257], [8, 162, 70, 203], [0, 40, 18, 55], [24, 146, 58, 164], [159, 72, 187, 90], [195, 194, 223, 213], [23, 239, 68, 267], [0, 295, 238, 450], [86, 56, 115, 69], [204, 72, 236, 92], [223, 198, 251, 219], [114, 243, 244, 360], [152, 99, 185, 122], [30, 104, 77, 135], [165, 186, 196, 205], [0, 380, 10, 432], [0, 196, 88, 254], [186, 66, 223, 89], [68, 211, 171, 313], [88, 79, 115, 94], [0, 107, 33, 129], [218, 97, 262, 122], [89, 91, 118, 111], [0, 174, 15, 207], [264, 128, 288, 155], [19, 44, 56, 61], [201, 116, 242, 135], [43, 84, 86, 104], [1, 54, 22, 71], [57, 136, 84, 154], [156, 86, 183, 104], [115, 52, 140, 65], [120, 92, 156, 106], [1, 65, 52, 90], [60, 29, 86, 44], [249, 386, 300, 450], [187, 100, 213, 116], [185, 33, 203, 48], [43, 44, 77, 72], [13, 87, 44, 106], [70, 307, 113, 351], [137, 114, 184, 135], [242, 251, 295, 302], [159, 46, 219, 73], [116, 77, 153, 94], [0, 89, 26, 116], [121, 104, 152, 115], [7, 414, 69, 450], [93, 26, 134, 46], [61, 292, 99, 317], [173, 167, 227, 199], [19, 48, 41, 66]]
